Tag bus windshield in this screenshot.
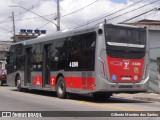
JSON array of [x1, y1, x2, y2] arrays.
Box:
[[105, 25, 147, 59], [105, 25, 146, 48]]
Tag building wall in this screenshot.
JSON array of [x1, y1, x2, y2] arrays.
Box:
[[149, 30, 160, 48], [128, 24, 160, 93], [149, 30, 160, 93]]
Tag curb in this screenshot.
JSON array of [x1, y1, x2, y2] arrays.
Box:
[[133, 97, 160, 102], [113, 93, 160, 102]]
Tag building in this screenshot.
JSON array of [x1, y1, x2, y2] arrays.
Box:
[[12, 29, 46, 42], [0, 41, 12, 71], [0, 41, 12, 59], [13, 34, 37, 42], [127, 19, 160, 93]]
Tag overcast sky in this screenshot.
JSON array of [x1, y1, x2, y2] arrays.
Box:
[[0, 0, 159, 41]]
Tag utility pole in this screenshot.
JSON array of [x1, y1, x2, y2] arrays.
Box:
[[12, 12, 16, 42], [57, 0, 60, 31]]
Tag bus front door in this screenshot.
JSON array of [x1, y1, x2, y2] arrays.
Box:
[[43, 45, 51, 88]]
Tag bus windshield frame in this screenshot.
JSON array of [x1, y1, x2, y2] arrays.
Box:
[[105, 24, 146, 50]]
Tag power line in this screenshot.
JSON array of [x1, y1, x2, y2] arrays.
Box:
[[89, 0, 144, 23], [11, 6, 58, 29], [14, 0, 45, 16], [74, 0, 160, 29], [0, 0, 140, 25], [0, 27, 12, 34], [106, 0, 160, 22], [0, 0, 99, 26], [0, 33, 12, 38], [36, 0, 100, 29], [13, 0, 99, 23], [61, 0, 99, 18], [74, 0, 145, 28], [119, 7, 158, 23], [0, 0, 46, 24], [0, 18, 11, 23], [0, 14, 54, 24]]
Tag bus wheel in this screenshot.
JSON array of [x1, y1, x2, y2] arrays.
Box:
[[93, 93, 112, 99], [16, 76, 22, 92], [56, 76, 67, 99]]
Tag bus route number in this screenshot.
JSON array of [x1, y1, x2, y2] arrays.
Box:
[[69, 62, 79, 68]]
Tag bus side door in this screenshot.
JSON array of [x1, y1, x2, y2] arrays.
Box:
[[25, 47, 32, 86]]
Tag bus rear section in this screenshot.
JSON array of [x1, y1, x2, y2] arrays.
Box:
[[95, 24, 149, 93]]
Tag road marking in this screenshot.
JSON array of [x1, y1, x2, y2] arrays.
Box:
[[79, 101, 142, 111]]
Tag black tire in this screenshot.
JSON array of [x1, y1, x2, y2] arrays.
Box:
[[93, 93, 112, 99], [16, 76, 22, 92], [56, 76, 67, 99]]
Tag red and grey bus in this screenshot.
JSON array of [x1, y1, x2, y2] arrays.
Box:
[[6, 23, 149, 99]]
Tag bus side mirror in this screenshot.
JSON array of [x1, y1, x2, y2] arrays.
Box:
[[54, 57, 59, 62]]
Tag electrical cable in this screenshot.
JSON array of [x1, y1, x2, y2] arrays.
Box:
[[119, 7, 158, 23], [36, 0, 100, 29], [0, 33, 12, 38], [14, 0, 45, 16], [74, 0, 160, 29], [89, 0, 144, 23]]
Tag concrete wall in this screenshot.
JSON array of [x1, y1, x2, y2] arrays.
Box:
[[149, 30, 160, 93], [149, 30, 160, 48], [149, 48, 160, 93]]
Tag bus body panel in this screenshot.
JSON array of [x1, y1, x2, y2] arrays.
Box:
[[7, 70, 24, 87], [6, 23, 149, 95], [94, 24, 149, 93]]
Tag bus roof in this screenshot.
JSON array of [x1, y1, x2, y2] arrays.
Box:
[[12, 24, 98, 46], [10, 23, 145, 46]]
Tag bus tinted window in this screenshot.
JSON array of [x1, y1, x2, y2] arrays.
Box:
[[50, 38, 68, 71], [107, 49, 145, 59], [68, 32, 96, 71], [32, 44, 43, 71], [105, 25, 146, 45]]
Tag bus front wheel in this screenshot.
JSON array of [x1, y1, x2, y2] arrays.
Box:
[[56, 76, 67, 99]]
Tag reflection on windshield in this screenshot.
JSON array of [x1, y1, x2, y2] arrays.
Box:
[[105, 26, 146, 45]]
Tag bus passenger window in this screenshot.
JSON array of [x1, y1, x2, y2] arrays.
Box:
[[68, 32, 96, 71], [51, 38, 68, 70]]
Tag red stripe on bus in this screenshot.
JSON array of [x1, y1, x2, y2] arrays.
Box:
[[33, 76, 42, 86], [65, 77, 95, 90], [33, 76, 95, 90], [50, 76, 56, 86]]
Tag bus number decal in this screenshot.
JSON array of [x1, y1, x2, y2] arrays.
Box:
[[69, 62, 79, 67], [124, 62, 129, 69]]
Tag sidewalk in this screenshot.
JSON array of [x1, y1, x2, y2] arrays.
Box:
[[113, 92, 160, 102]]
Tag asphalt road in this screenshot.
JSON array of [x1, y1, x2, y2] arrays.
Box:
[[0, 86, 160, 120]]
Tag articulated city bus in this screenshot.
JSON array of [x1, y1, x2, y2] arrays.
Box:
[[6, 23, 149, 99]]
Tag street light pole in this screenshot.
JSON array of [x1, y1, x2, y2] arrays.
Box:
[[57, 0, 60, 31], [12, 12, 16, 42]]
